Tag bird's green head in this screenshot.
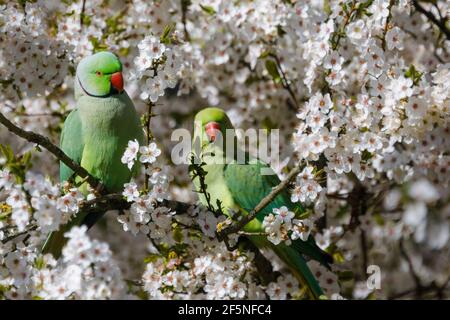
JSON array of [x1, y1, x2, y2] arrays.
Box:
[[193, 107, 234, 146], [76, 51, 124, 97]]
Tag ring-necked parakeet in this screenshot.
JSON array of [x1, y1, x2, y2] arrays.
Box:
[[191, 107, 332, 299], [42, 51, 144, 257]]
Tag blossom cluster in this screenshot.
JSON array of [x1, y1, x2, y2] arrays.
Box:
[[2, 226, 128, 299]]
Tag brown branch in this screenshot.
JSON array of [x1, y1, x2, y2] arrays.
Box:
[[143, 102, 155, 192], [399, 238, 424, 298], [413, 0, 450, 40], [269, 53, 299, 112], [1, 225, 37, 244], [360, 230, 368, 277], [13, 111, 66, 118], [217, 161, 304, 241], [331, 1, 358, 50], [0, 111, 104, 191], [381, 0, 395, 51], [80, 0, 87, 29], [181, 0, 191, 41]]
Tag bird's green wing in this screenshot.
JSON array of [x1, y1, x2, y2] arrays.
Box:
[[223, 160, 332, 267], [223, 160, 331, 298], [223, 160, 294, 224], [59, 109, 84, 182]]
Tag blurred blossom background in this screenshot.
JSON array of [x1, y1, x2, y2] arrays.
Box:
[[0, 0, 449, 300]]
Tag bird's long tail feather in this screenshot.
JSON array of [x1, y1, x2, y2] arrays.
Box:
[[291, 237, 333, 269], [272, 244, 325, 299]]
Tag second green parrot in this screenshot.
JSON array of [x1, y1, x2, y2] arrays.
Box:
[[191, 107, 332, 299]]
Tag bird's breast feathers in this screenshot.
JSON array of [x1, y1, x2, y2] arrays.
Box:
[[76, 92, 144, 191]]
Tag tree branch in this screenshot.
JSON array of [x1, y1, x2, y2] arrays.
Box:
[[269, 53, 299, 112], [180, 0, 191, 41], [381, 0, 395, 51], [399, 238, 424, 298], [0, 111, 104, 191], [80, 0, 87, 29], [78, 193, 192, 215], [1, 225, 37, 244], [413, 0, 450, 40], [217, 161, 304, 241]]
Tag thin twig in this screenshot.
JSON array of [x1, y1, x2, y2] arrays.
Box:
[[381, 0, 395, 51], [269, 53, 299, 111], [143, 102, 155, 192], [80, 0, 87, 29], [412, 0, 450, 40], [1, 225, 37, 244], [399, 238, 424, 298], [237, 231, 267, 236], [13, 112, 66, 118], [360, 229, 368, 277], [332, 1, 357, 50], [180, 0, 191, 41]]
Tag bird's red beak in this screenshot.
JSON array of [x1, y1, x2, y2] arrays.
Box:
[[111, 72, 124, 93], [205, 122, 221, 142]]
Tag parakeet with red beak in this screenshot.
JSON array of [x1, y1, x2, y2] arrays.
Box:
[[42, 51, 144, 257], [192, 107, 332, 299]]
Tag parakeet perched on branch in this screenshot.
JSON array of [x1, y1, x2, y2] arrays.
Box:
[[42, 51, 144, 257], [191, 107, 332, 299]]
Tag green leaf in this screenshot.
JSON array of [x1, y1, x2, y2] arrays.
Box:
[[34, 256, 45, 270], [361, 150, 373, 161], [199, 4, 216, 15], [0, 144, 14, 163], [144, 254, 161, 263], [259, 50, 271, 59], [21, 151, 32, 168], [373, 213, 385, 226], [160, 24, 175, 44], [0, 204, 12, 220], [89, 36, 108, 53], [337, 270, 355, 281], [173, 226, 184, 243], [80, 13, 91, 27], [323, 0, 332, 15], [277, 25, 286, 37], [332, 251, 346, 263], [341, 2, 348, 15], [265, 59, 281, 84], [405, 64, 423, 85], [357, 0, 374, 13]]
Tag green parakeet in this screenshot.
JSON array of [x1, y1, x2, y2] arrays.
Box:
[[42, 51, 144, 257], [191, 107, 332, 299]]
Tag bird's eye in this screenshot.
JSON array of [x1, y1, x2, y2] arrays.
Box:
[[95, 71, 102, 76]]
